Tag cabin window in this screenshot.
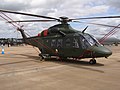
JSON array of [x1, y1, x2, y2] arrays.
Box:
[[57, 39, 63, 48], [73, 38, 79, 48], [51, 39, 56, 47], [65, 38, 71, 47]]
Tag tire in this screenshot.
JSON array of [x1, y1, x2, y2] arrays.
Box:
[[89, 59, 96, 64]]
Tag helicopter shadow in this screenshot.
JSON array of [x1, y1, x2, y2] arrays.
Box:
[[16, 54, 104, 66], [16, 54, 105, 73], [45, 58, 105, 73]]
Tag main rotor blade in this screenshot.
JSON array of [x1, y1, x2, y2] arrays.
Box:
[[74, 21, 120, 28], [0, 9, 59, 20], [8, 20, 56, 23], [71, 16, 120, 20]]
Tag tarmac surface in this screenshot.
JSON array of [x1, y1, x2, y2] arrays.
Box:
[[0, 45, 120, 90]]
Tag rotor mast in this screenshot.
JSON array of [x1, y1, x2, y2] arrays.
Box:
[[59, 17, 71, 24]]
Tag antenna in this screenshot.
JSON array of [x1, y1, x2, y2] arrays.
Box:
[[82, 26, 88, 33]]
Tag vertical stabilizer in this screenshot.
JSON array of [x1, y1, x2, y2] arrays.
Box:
[[17, 28, 27, 42]]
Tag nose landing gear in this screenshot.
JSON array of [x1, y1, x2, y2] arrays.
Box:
[[89, 58, 96, 64]]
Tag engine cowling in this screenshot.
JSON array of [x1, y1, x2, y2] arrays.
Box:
[[38, 29, 48, 37]]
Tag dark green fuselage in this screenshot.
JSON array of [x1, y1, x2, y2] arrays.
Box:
[[20, 24, 112, 59]]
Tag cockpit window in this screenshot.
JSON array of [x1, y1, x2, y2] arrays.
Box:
[[83, 34, 100, 46]]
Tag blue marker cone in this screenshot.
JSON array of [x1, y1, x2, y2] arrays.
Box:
[[1, 48, 5, 54]]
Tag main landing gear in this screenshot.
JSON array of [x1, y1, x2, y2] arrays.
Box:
[[39, 54, 45, 61], [89, 58, 96, 64]]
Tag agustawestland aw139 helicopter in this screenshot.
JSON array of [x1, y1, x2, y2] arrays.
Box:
[[0, 9, 120, 64]]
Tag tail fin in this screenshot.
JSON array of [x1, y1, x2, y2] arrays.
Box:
[[17, 28, 27, 42], [17, 28, 39, 47]]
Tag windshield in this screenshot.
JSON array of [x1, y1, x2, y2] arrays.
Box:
[[83, 34, 100, 46]]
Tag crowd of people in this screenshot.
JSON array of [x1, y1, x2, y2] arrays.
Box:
[[0, 38, 24, 47]]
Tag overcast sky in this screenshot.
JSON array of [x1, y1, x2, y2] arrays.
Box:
[[0, 0, 120, 38]]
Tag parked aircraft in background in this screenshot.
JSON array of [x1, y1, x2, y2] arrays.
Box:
[[96, 37, 120, 46]]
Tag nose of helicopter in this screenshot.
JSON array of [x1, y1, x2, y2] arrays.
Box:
[[91, 46, 112, 58]]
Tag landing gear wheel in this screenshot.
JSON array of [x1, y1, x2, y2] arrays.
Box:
[[39, 54, 45, 61], [89, 59, 96, 64]]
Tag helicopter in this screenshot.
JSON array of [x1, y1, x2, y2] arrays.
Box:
[[1, 9, 120, 64]]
